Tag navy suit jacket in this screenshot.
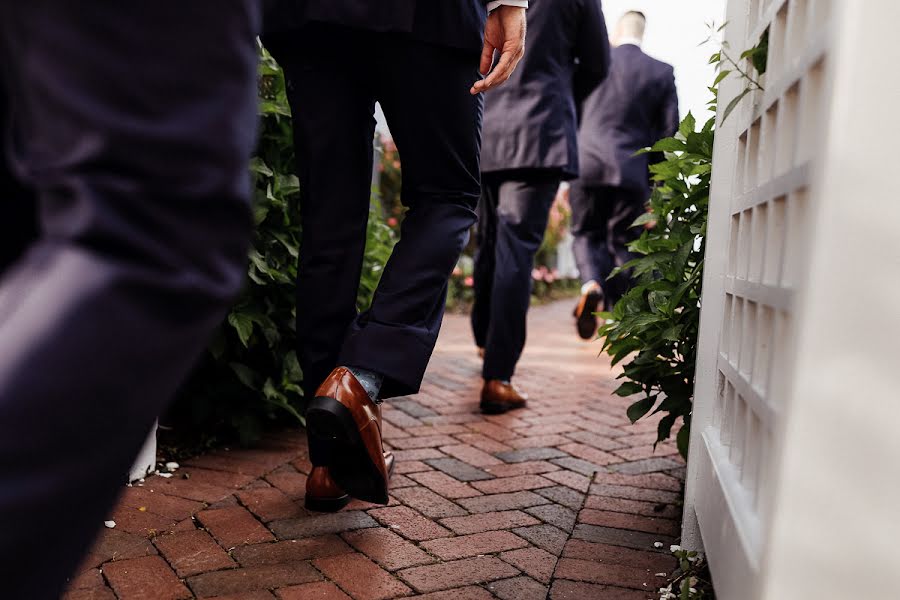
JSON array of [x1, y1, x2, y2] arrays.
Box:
[[481, 0, 609, 179], [578, 44, 679, 194], [264, 0, 489, 54]]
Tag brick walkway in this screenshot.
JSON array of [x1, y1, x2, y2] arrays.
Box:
[[64, 300, 685, 600]]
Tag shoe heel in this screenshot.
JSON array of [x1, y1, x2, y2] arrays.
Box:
[[306, 396, 388, 505], [307, 435, 333, 467], [304, 494, 351, 513], [306, 396, 354, 466]]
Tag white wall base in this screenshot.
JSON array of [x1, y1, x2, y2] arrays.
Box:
[[129, 422, 157, 483]]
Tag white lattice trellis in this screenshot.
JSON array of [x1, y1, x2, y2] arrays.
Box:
[[682, 0, 900, 598]]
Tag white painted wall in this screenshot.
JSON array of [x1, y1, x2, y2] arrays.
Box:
[[129, 423, 157, 482]]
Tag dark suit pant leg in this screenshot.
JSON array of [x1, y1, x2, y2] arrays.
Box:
[[471, 179, 501, 349], [604, 188, 646, 307], [269, 29, 378, 400], [339, 38, 484, 398], [0, 80, 37, 275], [0, 5, 259, 598], [570, 182, 614, 287], [481, 177, 558, 381]]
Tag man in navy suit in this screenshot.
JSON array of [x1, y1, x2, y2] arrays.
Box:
[[571, 10, 679, 339], [0, 3, 261, 598], [472, 0, 609, 413], [262, 2, 528, 508]]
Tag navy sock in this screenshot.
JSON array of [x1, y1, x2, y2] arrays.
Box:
[[346, 366, 384, 403]]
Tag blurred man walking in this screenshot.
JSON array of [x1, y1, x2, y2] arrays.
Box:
[[262, 1, 528, 509], [572, 10, 679, 339], [473, 0, 609, 413], [0, 3, 261, 598]]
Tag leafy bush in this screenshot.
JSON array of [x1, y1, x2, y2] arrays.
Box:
[[358, 194, 396, 311], [165, 47, 394, 446], [599, 112, 712, 458], [659, 545, 715, 599], [600, 31, 767, 459]]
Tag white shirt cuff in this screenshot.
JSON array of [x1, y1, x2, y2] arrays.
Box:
[[487, 1, 528, 12]]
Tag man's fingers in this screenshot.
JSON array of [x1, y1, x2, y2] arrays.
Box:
[[479, 48, 519, 92], [471, 5, 527, 95], [471, 48, 518, 94], [479, 41, 495, 76]]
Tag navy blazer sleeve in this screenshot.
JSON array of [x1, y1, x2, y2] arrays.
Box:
[[573, 0, 610, 106], [647, 68, 679, 183], [659, 69, 680, 139]]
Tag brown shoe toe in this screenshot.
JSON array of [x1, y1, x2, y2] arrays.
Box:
[[574, 286, 604, 340], [304, 466, 350, 513], [306, 367, 390, 504], [305, 451, 396, 513], [480, 380, 528, 415]]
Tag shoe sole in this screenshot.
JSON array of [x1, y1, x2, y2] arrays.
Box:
[[304, 493, 351, 513], [575, 291, 603, 340], [480, 401, 526, 415], [306, 396, 389, 505]]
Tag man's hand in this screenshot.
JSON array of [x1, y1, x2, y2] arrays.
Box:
[[471, 6, 526, 95]]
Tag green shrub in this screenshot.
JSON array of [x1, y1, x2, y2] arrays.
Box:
[[166, 47, 394, 446], [599, 112, 712, 459], [600, 32, 767, 459], [358, 193, 396, 312]]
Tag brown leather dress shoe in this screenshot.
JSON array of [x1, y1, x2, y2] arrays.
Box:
[[306, 367, 390, 504], [480, 380, 528, 414], [574, 284, 604, 340], [305, 452, 395, 513]]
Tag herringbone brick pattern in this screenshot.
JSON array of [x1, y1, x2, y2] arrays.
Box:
[[63, 301, 685, 600]]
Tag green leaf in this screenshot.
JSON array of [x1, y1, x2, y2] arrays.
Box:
[[656, 413, 677, 444], [615, 382, 643, 397], [630, 211, 657, 228], [228, 312, 254, 347], [722, 88, 751, 123], [282, 350, 303, 383], [627, 395, 657, 423], [713, 69, 732, 87], [661, 324, 684, 342], [649, 137, 687, 152], [679, 112, 696, 138], [249, 157, 274, 177], [253, 203, 270, 226]]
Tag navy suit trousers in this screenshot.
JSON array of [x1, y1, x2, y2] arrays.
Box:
[[265, 25, 483, 400], [0, 3, 260, 598], [471, 174, 559, 381], [570, 183, 646, 311]]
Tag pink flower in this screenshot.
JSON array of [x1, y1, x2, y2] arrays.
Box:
[[532, 268, 542, 280], [381, 135, 398, 152], [387, 217, 398, 227], [452, 267, 462, 276], [464, 276, 474, 287]]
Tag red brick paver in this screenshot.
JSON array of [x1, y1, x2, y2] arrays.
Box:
[[62, 301, 683, 600]]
